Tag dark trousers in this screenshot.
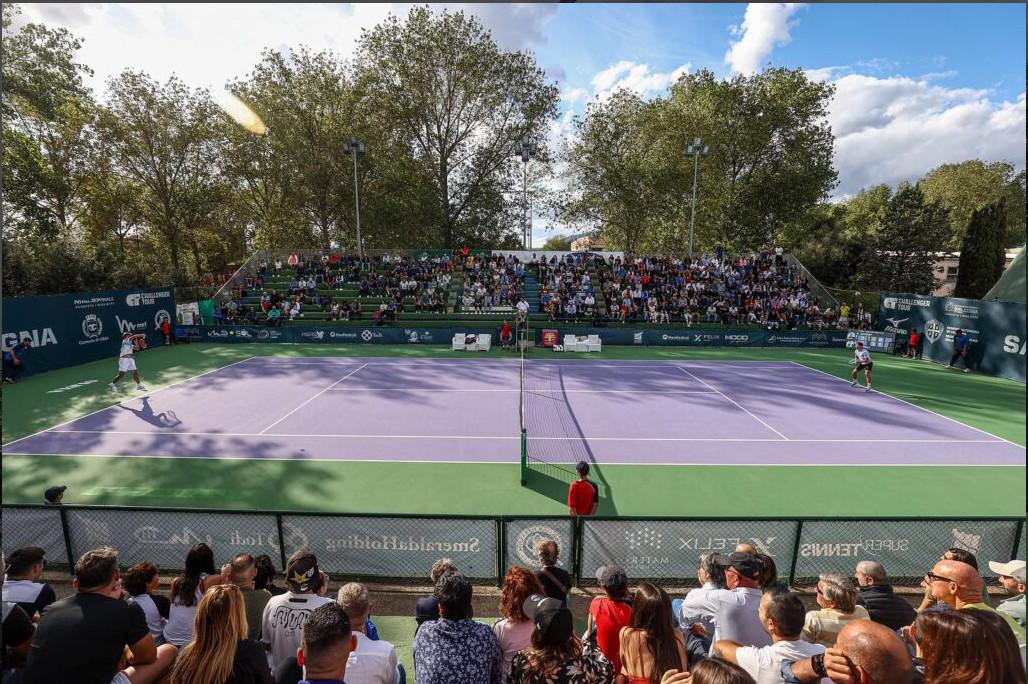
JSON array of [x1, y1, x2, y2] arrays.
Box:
[[3, 358, 25, 380], [949, 350, 970, 369]]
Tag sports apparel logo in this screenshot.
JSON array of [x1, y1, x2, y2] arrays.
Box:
[[514, 524, 565, 566], [924, 319, 944, 343], [82, 314, 103, 338]]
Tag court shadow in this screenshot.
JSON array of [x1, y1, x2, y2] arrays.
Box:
[[525, 458, 618, 516]]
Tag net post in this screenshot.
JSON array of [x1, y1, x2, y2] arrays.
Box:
[[520, 429, 528, 486]]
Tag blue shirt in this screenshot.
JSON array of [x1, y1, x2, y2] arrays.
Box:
[[414, 617, 501, 684], [954, 334, 971, 350], [3, 342, 29, 362]]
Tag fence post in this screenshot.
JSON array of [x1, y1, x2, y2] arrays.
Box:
[[788, 520, 804, 586], [58, 507, 75, 576], [572, 517, 584, 587], [275, 513, 288, 571], [496, 518, 506, 588], [1011, 518, 1025, 562]]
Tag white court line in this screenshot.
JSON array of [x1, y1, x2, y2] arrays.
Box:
[[677, 366, 790, 440], [257, 364, 368, 435], [0, 355, 257, 449], [38, 429, 1007, 444], [239, 357, 796, 369], [323, 388, 718, 394], [787, 361, 1023, 448]]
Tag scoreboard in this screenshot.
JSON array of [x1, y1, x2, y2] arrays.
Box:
[[846, 329, 895, 353]]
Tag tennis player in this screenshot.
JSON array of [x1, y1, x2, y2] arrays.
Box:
[[108, 332, 148, 393], [850, 341, 873, 392]]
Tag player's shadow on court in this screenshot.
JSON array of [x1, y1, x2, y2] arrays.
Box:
[[119, 397, 182, 429]]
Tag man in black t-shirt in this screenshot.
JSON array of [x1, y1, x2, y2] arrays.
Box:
[[2, 547, 57, 620], [20, 546, 178, 684], [2, 601, 34, 673]]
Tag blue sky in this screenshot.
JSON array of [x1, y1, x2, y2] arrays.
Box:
[[16, 3, 1027, 245]]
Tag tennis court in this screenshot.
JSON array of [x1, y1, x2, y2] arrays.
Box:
[[3, 356, 1022, 468]]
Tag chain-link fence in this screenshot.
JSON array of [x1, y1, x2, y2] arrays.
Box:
[[2, 505, 1022, 589]]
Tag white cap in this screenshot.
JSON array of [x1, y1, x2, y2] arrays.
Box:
[[988, 559, 1026, 583]]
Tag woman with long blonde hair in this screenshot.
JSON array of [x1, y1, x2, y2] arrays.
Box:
[[170, 584, 272, 684]]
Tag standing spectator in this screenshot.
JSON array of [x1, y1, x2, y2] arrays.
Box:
[[413, 571, 501, 684], [906, 329, 920, 359], [493, 567, 546, 684], [229, 553, 271, 641], [262, 549, 334, 668], [922, 559, 1025, 647], [43, 485, 67, 505], [853, 561, 916, 631], [674, 553, 727, 651], [335, 582, 400, 684], [161, 319, 173, 346], [987, 559, 1026, 629], [123, 561, 170, 641], [2, 547, 57, 620], [619, 582, 689, 682], [948, 329, 972, 372], [587, 565, 633, 674], [568, 461, 599, 516], [707, 554, 771, 654], [163, 543, 231, 647], [20, 546, 178, 684], [715, 589, 824, 684], [534, 540, 573, 607], [801, 573, 870, 647], [416, 558, 458, 635], [2, 337, 31, 383], [254, 555, 286, 596], [170, 584, 272, 684], [911, 609, 1025, 684], [509, 594, 613, 684]]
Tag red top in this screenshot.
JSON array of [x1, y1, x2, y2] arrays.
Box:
[[568, 480, 598, 515], [909, 332, 919, 345], [589, 596, 632, 674], [161, 321, 171, 334], [501, 323, 512, 339]]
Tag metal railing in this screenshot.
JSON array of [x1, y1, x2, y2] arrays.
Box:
[[3, 504, 1021, 589], [783, 252, 840, 311]]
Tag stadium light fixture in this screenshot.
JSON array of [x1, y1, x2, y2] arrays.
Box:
[[514, 136, 534, 249], [342, 136, 366, 258], [684, 136, 710, 259]]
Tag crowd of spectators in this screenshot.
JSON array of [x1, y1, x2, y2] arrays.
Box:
[[459, 255, 527, 314], [3, 537, 1024, 684]]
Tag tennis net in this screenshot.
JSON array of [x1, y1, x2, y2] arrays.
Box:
[[519, 344, 528, 484]]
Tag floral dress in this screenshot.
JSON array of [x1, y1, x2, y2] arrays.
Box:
[[508, 641, 614, 684]]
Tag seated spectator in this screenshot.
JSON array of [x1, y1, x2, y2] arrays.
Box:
[[229, 553, 270, 641], [413, 571, 500, 684], [673, 658, 755, 684], [2, 546, 57, 620], [415, 558, 457, 636], [3, 600, 35, 675], [20, 546, 178, 684], [674, 553, 727, 650], [708, 553, 771, 654], [911, 609, 1025, 684], [262, 549, 334, 668], [587, 565, 633, 674], [988, 559, 1026, 629], [801, 573, 870, 647], [854, 561, 917, 631], [509, 594, 612, 683], [922, 558, 1025, 647], [620, 581, 689, 682], [267, 307, 281, 326], [163, 543, 230, 647], [336, 582, 400, 684], [254, 555, 286, 596], [715, 587, 824, 684], [281, 597, 358, 684], [123, 561, 170, 642], [170, 584, 272, 684], [534, 540, 572, 607], [493, 567, 546, 684], [784, 619, 913, 684]]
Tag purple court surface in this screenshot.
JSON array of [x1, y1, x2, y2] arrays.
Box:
[[3, 357, 1023, 466]]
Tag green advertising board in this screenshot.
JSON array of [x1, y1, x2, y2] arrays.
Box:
[[878, 293, 1026, 383], [2, 287, 175, 377]]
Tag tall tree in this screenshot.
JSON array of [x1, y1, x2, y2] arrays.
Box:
[[920, 160, 1024, 249], [955, 199, 1007, 299], [354, 6, 559, 247], [855, 184, 950, 294]]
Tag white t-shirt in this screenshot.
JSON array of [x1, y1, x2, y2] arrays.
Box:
[[855, 348, 871, 364], [261, 592, 334, 667], [120, 339, 134, 358], [735, 639, 828, 684], [708, 588, 769, 654], [679, 582, 719, 639], [346, 631, 400, 684]]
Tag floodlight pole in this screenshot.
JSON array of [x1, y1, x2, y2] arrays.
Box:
[[514, 136, 534, 249], [343, 137, 366, 257], [684, 136, 710, 259]]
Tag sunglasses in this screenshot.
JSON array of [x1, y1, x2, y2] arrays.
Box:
[[924, 571, 956, 584]]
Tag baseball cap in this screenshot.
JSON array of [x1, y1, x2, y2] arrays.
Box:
[[595, 565, 628, 592], [6, 546, 46, 574], [285, 552, 321, 593], [44, 485, 67, 503], [715, 552, 761, 580], [988, 560, 1026, 583], [523, 594, 573, 646]]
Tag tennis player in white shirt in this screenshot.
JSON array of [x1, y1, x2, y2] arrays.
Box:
[[108, 332, 148, 393], [850, 342, 873, 392]]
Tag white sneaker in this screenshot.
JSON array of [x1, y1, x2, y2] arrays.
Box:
[[963, 369, 970, 373], [865, 386, 871, 392], [850, 381, 857, 387], [136, 384, 147, 391], [107, 383, 118, 393]]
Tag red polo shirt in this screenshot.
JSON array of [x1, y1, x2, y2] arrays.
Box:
[[568, 479, 599, 515]]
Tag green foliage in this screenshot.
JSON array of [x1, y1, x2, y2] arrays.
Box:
[[541, 235, 573, 251], [920, 160, 1025, 248], [955, 199, 1008, 299]]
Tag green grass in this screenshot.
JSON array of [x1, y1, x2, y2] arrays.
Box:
[[2, 343, 1024, 517]]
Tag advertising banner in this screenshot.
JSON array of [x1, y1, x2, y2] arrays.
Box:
[[537, 327, 848, 349], [878, 293, 1026, 382], [192, 325, 498, 345], [504, 519, 574, 573], [1, 507, 66, 565], [2, 287, 175, 377]]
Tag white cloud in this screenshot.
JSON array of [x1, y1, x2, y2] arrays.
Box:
[[827, 74, 1026, 197], [920, 70, 958, 81], [590, 61, 690, 102], [725, 3, 805, 75], [15, 3, 558, 97]]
